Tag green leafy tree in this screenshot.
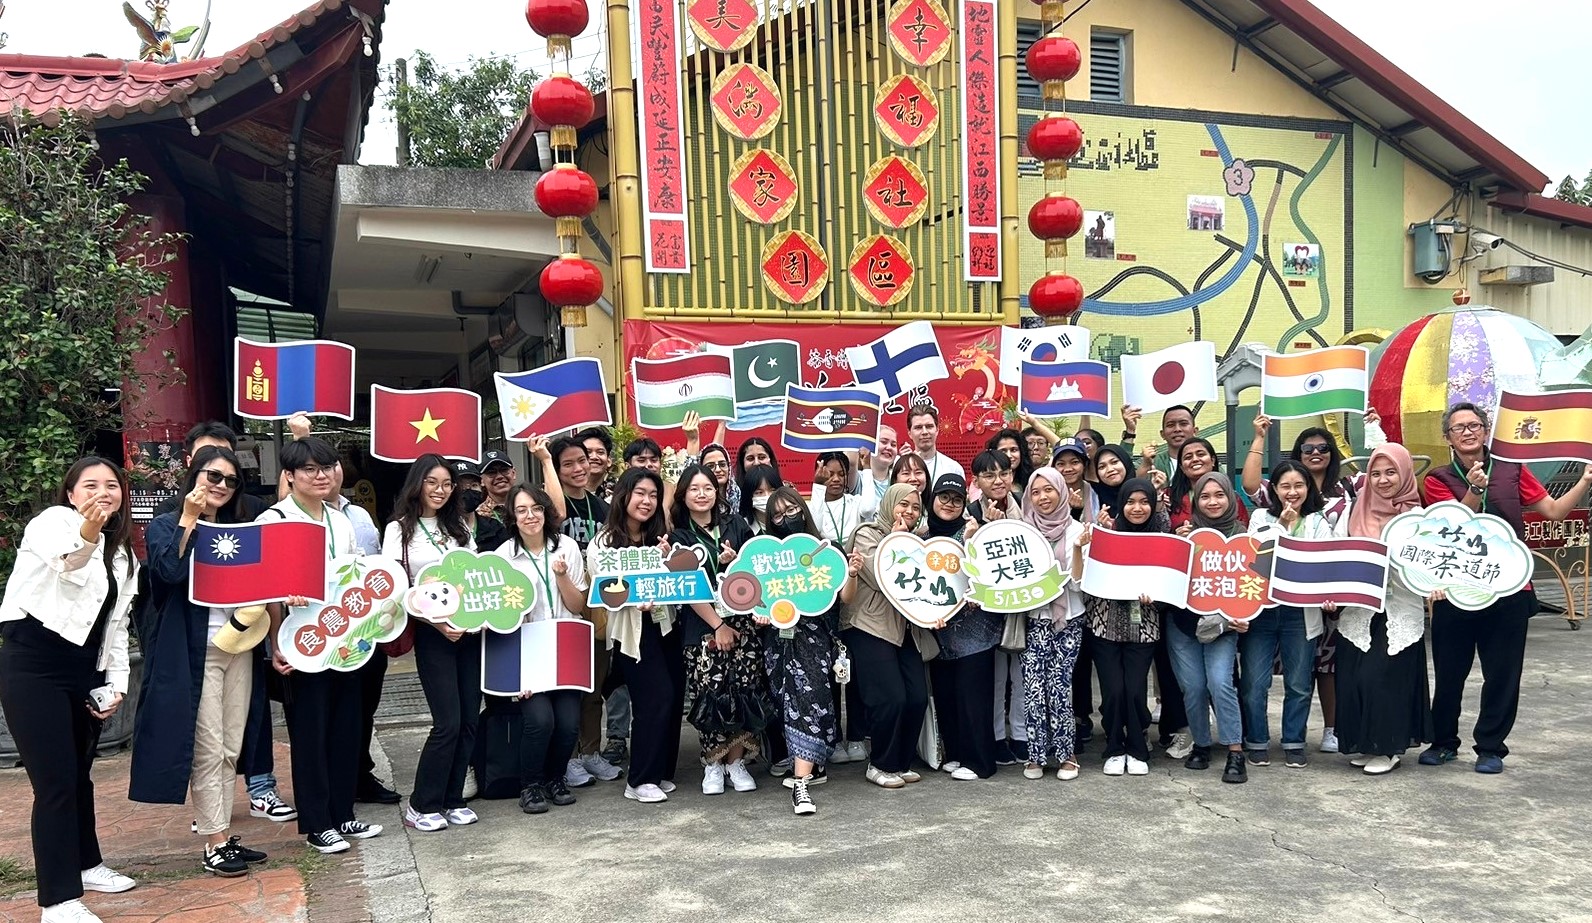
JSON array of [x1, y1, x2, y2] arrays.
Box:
[[388, 52, 541, 168], [1553, 171, 1592, 206], [0, 118, 183, 576]]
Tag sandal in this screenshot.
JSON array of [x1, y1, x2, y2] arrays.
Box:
[[1057, 760, 1081, 781]]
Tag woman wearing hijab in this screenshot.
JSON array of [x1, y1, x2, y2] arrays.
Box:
[[1015, 467, 1088, 781], [1165, 472, 1249, 783], [845, 483, 933, 789], [926, 475, 1001, 781], [1088, 445, 1133, 520], [1335, 444, 1432, 775]]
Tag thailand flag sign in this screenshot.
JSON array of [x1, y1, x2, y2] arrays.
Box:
[[1267, 535, 1389, 610], [1020, 359, 1111, 417], [234, 338, 356, 420], [190, 520, 329, 607], [481, 619, 596, 696]]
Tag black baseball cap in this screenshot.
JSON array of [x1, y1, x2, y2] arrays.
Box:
[[480, 450, 514, 473], [930, 473, 967, 498], [451, 460, 480, 478]]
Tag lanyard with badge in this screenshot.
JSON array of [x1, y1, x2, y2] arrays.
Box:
[[526, 544, 554, 618], [291, 496, 338, 558]]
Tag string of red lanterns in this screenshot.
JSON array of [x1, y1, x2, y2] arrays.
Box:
[[525, 0, 600, 328], [1023, 1, 1083, 322]]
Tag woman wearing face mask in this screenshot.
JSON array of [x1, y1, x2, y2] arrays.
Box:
[[1243, 460, 1346, 769], [668, 465, 763, 795], [813, 453, 861, 546], [924, 475, 1000, 781], [1334, 445, 1431, 775], [383, 455, 480, 833], [845, 484, 933, 789], [1166, 472, 1250, 783], [1014, 468, 1088, 782], [738, 464, 783, 534], [1073, 478, 1166, 777], [760, 488, 862, 814]]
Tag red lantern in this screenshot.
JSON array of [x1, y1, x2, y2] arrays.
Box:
[[540, 253, 603, 328], [531, 75, 596, 151], [1028, 193, 1083, 259], [1029, 271, 1084, 320], [1025, 35, 1081, 101], [1026, 115, 1084, 180], [525, 0, 590, 57], [535, 163, 599, 239]]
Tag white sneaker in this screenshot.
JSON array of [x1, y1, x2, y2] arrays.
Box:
[[41, 899, 102, 922], [1363, 755, 1400, 775], [624, 783, 668, 803], [80, 863, 136, 893], [582, 752, 623, 781], [1166, 731, 1194, 760], [727, 759, 758, 792], [1320, 728, 1340, 754], [865, 765, 906, 788], [403, 805, 448, 832], [461, 767, 479, 800], [941, 760, 962, 773], [565, 757, 596, 788], [658, 780, 677, 794], [950, 766, 980, 780], [844, 740, 869, 762], [249, 790, 298, 822], [830, 743, 854, 764], [1348, 753, 1370, 767], [443, 807, 478, 826], [702, 762, 726, 795], [1126, 756, 1151, 776], [1104, 755, 1127, 776]]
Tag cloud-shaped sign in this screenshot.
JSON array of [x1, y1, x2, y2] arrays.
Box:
[[720, 533, 849, 628], [406, 548, 536, 633], [1380, 501, 1532, 611]]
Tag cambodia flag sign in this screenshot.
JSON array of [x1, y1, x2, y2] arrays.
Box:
[[481, 619, 596, 696], [1079, 527, 1193, 603], [190, 520, 329, 607], [1020, 359, 1111, 417], [234, 337, 356, 420], [369, 385, 483, 464], [1267, 535, 1389, 610], [495, 358, 612, 440]]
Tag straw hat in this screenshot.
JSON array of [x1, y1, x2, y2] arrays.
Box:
[[213, 605, 270, 654]]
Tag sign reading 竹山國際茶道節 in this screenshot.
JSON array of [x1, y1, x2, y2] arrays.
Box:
[[1379, 502, 1532, 611]]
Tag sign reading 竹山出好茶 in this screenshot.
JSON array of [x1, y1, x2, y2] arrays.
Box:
[[962, 520, 1066, 613], [403, 549, 537, 633]]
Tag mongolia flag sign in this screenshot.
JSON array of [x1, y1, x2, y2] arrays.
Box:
[[1020, 359, 1111, 417], [494, 358, 612, 440], [1079, 527, 1193, 604], [234, 338, 355, 420], [1260, 346, 1369, 419], [782, 384, 883, 453], [369, 385, 482, 464], [1267, 535, 1388, 610], [190, 520, 329, 607], [481, 619, 596, 696], [1489, 389, 1592, 466]]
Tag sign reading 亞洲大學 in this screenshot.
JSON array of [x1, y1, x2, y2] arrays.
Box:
[[962, 520, 1067, 613]]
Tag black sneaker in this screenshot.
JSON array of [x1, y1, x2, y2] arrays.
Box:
[[1222, 751, 1248, 784], [1184, 745, 1211, 771], [1010, 740, 1030, 763], [783, 767, 828, 788], [791, 775, 817, 816], [601, 739, 629, 764], [203, 843, 249, 877], [355, 776, 401, 805], [519, 783, 549, 814], [308, 830, 350, 854], [1283, 748, 1308, 768], [994, 740, 1019, 766], [225, 835, 268, 864], [337, 820, 383, 839], [545, 779, 577, 806], [1245, 748, 1270, 766], [1418, 745, 1458, 766]]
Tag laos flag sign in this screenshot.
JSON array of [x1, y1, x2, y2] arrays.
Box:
[[234, 337, 356, 420]]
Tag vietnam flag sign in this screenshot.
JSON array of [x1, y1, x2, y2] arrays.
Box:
[[234, 338, 355, 420], [369, 385, 482, 463], [190, 520, 329, 607], [1490, 389, 1592, 466]]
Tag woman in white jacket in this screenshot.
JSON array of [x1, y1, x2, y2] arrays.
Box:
[[0, 457, 141, 923]]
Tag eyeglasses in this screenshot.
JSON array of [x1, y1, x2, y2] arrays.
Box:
[[423, 478, 454, 491], [1447, 422, 1485, 435], [704, 461, 730, 471], [200, 469, 240, 489], [516, 505, 546, 518], [1298, 444, 1333, 456], [298, 465, 336, 479]]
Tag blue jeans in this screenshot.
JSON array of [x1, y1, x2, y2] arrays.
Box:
[[246, 773, 276, 800], [1239, 606, 1313, 749], [1165, 623, 1242, 747]]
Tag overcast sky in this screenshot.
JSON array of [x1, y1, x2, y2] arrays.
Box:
[[2, 0, 1587, 188]]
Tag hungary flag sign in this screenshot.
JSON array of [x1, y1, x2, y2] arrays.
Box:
[[1260, 346, 1369, 419]]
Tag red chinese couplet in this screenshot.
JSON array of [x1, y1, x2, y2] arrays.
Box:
[[959, 0, 1001, 281], [634, 0, 689, 273]]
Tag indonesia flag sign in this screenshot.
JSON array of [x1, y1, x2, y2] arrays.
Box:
[[1120, 342, 1219, 414], [481, 619, 596, 696], [1020, 359, 1110, 417], [234, 338, 356, 420], [1079, 527, 1194, 604], [190, 520, 329, 607], [1267, 535, 1389, 610]]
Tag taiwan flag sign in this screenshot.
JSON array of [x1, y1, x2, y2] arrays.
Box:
[[190, 520, 329, 607], [234, 338, 356, 420], [369, 385, 483, 463], [1020, 359, 1110, 417]]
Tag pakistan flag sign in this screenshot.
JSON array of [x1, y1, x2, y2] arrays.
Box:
[[962, 520, 1068, 613], [729, 339, 800, 404]]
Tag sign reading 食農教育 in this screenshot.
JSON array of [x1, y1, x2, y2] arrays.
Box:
[[872, 531, 969, 627], [403, 549, 536, 633], [1379, 501, 1533, 611], [280, 555, 410, 672], [719, 534, 849, 629], [962, 520, 1066, 613], [587, 543, 717, 611]]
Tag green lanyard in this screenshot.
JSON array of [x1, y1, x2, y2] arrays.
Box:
[[525, 543, 554, 608], [417, 519, 450, 554], [691, 521, 721, 581], [1452, 455, 1491, 494], [826, 497, 850, 539], [292, 496, 337, 557]]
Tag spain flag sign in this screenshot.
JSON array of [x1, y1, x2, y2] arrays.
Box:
[[1490, 390, 1592, 466]]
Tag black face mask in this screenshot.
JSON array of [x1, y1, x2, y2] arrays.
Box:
[[768, 514, 804, 538], [459, 488, 485, 510]]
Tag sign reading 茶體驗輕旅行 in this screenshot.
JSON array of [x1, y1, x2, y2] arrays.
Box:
[[587, 543, 717, 611], [962, 520, 1067, 613]]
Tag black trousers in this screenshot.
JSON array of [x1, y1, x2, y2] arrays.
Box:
[[1073, 629, 1095, 732], [520, 690, 581, 785], [615, 617, 686, 787], [0, 633, 103, 907], [1153, 612, 1188, 742], [411, 627, 482, 813], [1431, 591, 1533, 758], [930, 648, 997, 777], [1095, 637, 1154, 761], [844, 628, 928, 774], [358, 648, 389, 783], [285, 667, 363, 834]]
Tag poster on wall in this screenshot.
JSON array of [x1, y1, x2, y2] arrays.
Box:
[[958, 0, 1000, 281], [633, 0, 690, 272]]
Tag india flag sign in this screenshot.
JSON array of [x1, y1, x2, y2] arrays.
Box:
[[1260, 346, 1369, 419]]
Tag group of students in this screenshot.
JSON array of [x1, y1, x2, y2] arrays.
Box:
[[3, 398, 1589, 922]]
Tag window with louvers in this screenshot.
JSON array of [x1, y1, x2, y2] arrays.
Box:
[[1090, 31, 1127, 103]]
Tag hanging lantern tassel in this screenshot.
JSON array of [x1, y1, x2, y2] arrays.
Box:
[[1029, 271, 1085, 324], [525, 0, 590, 59], [534, 163, 600, 240], [541, 253, 603, 329], [1028, 193, 1084, 260], [531, 75, 597, 152], [1026, 35, 1082, 102], [1026, 115, 1084, 180]]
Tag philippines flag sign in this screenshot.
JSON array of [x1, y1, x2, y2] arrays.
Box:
[[190, 520, 329, 607], [845, 321, 948, 402], [1120, 341, 1219, 414], [369, 385, 483, 464], [494, 358, 611, 440], [481, 619, 596, 696], [234, 337, 355, 420], [1020, 359, 1111, 417], [1267, 535, 1389, 610], [999, 324, 1092, 386], [1079, 527, 1194, 604], [782, 384, 883, 453]]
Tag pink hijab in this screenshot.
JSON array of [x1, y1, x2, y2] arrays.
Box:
[[1347, 443, 1421, 538]]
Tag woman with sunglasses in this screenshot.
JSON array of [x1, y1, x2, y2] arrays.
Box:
[[383, 454, 479, 833], [0, 457, 140, 922], [132, 447, 271, 877]]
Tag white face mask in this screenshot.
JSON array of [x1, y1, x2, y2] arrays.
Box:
[[752, 494, 770, 512]]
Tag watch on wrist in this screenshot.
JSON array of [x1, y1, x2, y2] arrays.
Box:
[[1468, 483, 1485, 496], [1121, 430, 1137, 441]]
